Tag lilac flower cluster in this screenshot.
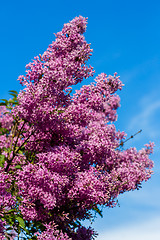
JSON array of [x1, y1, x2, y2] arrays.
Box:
[[0, 16, 154, 239]]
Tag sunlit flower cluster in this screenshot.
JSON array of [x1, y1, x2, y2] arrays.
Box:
[[0, 16, 153, 239]]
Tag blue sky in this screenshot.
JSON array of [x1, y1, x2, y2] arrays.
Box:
[[1, 0, 160, 239]]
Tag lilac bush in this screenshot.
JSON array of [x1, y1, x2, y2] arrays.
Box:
[[0, 16, 154, 239]]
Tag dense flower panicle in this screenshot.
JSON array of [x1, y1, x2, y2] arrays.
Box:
[[0, 170, 15, 208], [35, 221, 97, 240], [0, 16, 154, 239], [15, 16, 94, 131], [0, 106, 13, 131], [17, 161, 70, 221], [35, 222, 72, 240], [0, 234, 5, 240], [74, 226, 97, 240]]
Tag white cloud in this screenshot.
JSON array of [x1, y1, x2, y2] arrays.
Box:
[[97, 216, 160, 240], [128, 94, 160, 139]]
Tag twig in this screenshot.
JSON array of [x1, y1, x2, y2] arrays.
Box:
[[119, 129, 142, 147]]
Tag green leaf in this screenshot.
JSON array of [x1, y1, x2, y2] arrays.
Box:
[[16, 196, 22, 201], [17, 150, 24, 155], [3, 111, 10, 115], [28, 237, 37, 240], [92, 206, 103, 218], [3, 147, 12, 153], [0, 99, 8, 103], [8, 99, 18, 106], [7, 209, 15, 213], [9, 93, 17, 98], [6, 227, 13, 231], [57, 110, 64, 114], [0, 102, 7, 106], [9, 90, 18, 94], [0, 155, 5, 167], [7, 106, 12, 110], [0, 127, 9, 135], [16, 216, 25, 228], [72, 222, 79, 228], [5, 214, 15, 226], [15, 165, 22, 170], [8, 99, 17, 103]]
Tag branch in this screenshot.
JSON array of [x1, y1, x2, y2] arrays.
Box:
[[119, 129, 142, 147], [5, 129, 35, 172]]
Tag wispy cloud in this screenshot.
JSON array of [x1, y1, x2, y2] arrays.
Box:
[[97, 216, 160, 240], [127, 91, 160, 139]]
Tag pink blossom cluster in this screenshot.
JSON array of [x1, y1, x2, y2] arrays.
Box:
[[35, 221, 96, 240], [0, 170, 14, 208], [35, 221, 72, 240], [0, 16, 154, 239], [0, 106, 13, 131]]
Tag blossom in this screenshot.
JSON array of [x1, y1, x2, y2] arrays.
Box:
[[0, 16, 154, 239]]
